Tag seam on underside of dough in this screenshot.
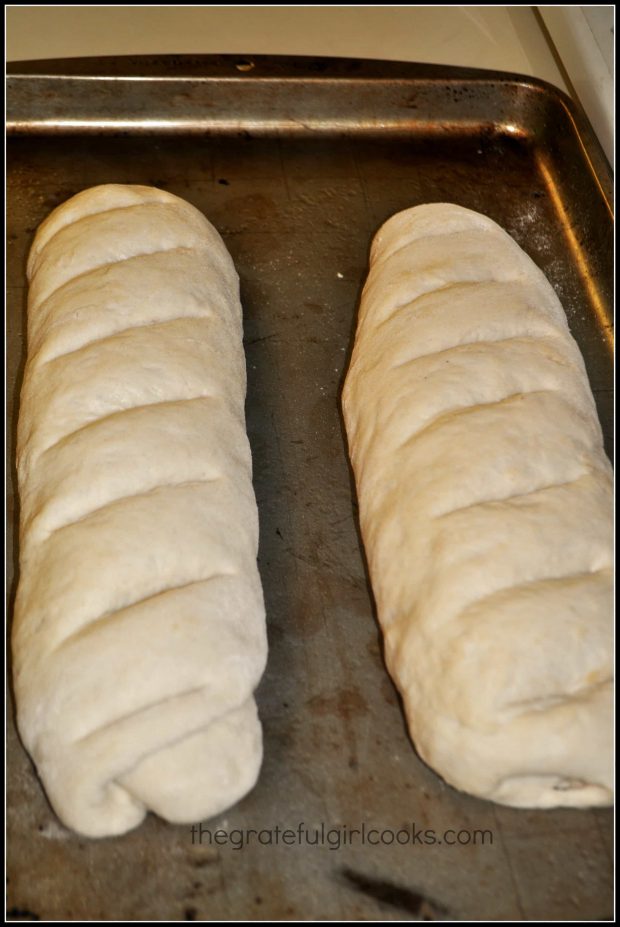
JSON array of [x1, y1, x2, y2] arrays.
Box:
[[396, 389, 563, 452], [54, 574, 237, 654], [435, 473, 590, 520], [73, 684, 210, 745], [31, 246, 207, 312], [504, 676, 612, 714], [43, 477, 223, 540], [392, 335, 575, 371], [34, 314, 215, 370], [40, 394, 219, 460]]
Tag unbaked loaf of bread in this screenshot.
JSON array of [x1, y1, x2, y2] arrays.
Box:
[[13, 184, 267, 837], [342, 203, 613, 809]]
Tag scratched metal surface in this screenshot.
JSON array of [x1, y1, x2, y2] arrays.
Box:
[[6, 57, 613, 921]]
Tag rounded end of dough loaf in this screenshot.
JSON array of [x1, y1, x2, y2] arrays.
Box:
[[37, 699, 263, 838], [118, 697, 263, 826], [370, 202, 504, 262], [405, 684, 613, 811], [26, 183, 227, 282], [367, 203, 560, 306]]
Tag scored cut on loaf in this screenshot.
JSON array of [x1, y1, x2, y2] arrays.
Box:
[[342, 203, 613, 810], [13, 184, 267, 837]]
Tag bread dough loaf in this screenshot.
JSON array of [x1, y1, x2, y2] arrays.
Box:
[[13, 184, 267, 837], [342, 203, 613, 809]]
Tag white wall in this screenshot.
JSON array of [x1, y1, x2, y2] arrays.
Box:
[[6, 5, 566, 92]]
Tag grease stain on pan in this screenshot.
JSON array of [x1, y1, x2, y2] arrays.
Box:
[[307, 686, 369, 721], [341, 866, 450, 920]]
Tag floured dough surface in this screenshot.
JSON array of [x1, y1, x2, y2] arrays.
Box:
[[13, 184, 267, 837], [342, 203, 613, 809]]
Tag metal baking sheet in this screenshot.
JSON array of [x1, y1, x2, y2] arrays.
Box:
[[6, 56, 614, 921]]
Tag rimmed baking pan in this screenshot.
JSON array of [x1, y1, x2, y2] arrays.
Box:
[[7, 55, 613, 921]]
